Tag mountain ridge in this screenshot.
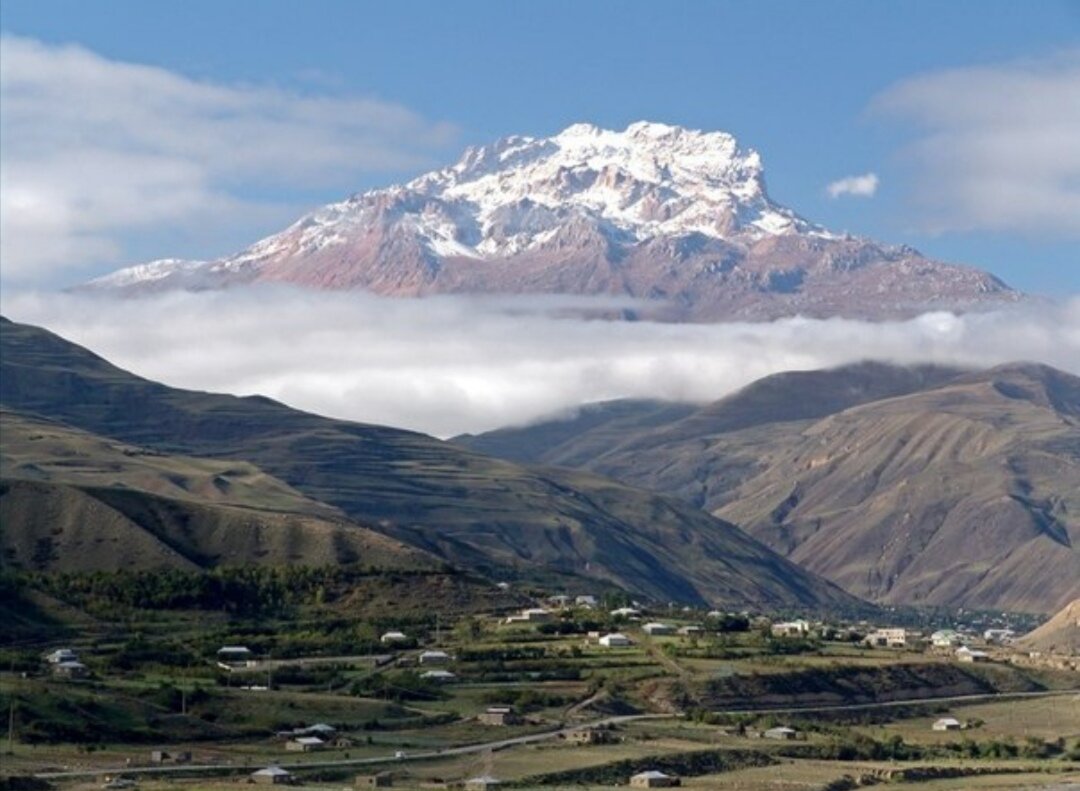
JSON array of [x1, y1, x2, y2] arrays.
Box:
[[456, 361, 1080, 613], [0, 316, 860, 611]]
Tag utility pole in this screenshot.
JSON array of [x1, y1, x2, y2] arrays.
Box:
[[7, 700, 14, 754]]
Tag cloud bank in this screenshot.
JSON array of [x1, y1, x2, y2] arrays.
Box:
[[873, 49, 1080, 236], [2, 289, 1078, 438], [0, 35, 456, 282], [826, 173, 879, 199]]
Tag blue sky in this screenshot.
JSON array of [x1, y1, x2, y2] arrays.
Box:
[[2, 0, 1078, 292]]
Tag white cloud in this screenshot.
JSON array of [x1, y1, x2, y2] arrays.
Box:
[[0, 35, 457, 282], [2, 289, 1078, 438], [873, 50, 1080, 236], [826, 173, 879, 199]]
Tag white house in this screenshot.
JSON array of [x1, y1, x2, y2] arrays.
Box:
[[630, 770, 678, 788], [419, 650, 451, 665], [864, 628, 908, 648], [251, 766, 293, 785], [610, 607, 641, 618], [771, 619, 811, 638], [956, 646, 990, 663], [420, 669, 457, 682], [217, 646, 255, 667], [983, 628, 1016, 644], [506, 607, 552, 624], [931, 630, 961, 648], [763, 726, 798, 740], [45, 648, 78, 664], [599, 633, 632, 647], [575, 595, 598, 607], [933, 717, 962, 731], [380, 631, 409, 645], [642, 622, 674, 636], [285, 736, 325, 752]]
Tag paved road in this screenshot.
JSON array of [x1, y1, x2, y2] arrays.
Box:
[[33, 713, 675, 781], [33, 688, 1078, 781]]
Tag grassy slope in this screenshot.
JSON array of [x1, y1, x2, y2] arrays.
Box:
[[0, 317, 858, 611], [455, 362, 1080, 613]]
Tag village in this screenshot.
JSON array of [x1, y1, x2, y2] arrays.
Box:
[[4, 590, 1078, 791]]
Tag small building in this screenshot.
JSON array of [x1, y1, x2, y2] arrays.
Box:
[[217, 646, 255, 666], [380, 631, 409, 645], [575, 595, 598, 608], [931, 630, 962, 648], [506, 607, 553, 624], [566, 727, 612, 745], [52, 660, 89, 679], [548, 594, 572, 607], [150, 750, 170, 764], [355, 771, 394, 788], [983, 628, 1016, 644], [956, 646, 990, 663], [478, 706, 522, 726], [251, 766, 293, 785], [630, 769, 679, 787], [46, 648, 79, 664], [297, 723, 336, 737], [642, 622, 674, 636], [678, 625, 703, 637], [464, 776, 501, 791], [419, 650, 451, 665], [285, 736, 326, 752], [763, 726, 798, 740], [771, 620, 810, 638], [863, 628, 907, 648], [610, 607, 641, 618], [599, 632, 632, 647], [420, 669, 456, 682], [933, 717, 962, 731]]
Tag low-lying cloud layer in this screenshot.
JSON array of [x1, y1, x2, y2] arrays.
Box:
[[3, 289, 1078, 438]]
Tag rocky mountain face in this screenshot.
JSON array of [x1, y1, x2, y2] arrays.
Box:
[[456, 362, 1080, 614], [0, 317, 861, 612], [85, 122, 1016, 320]]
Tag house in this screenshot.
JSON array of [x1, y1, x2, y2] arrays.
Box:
[[931, 630, 962, 648], [983, 628, 1016, 644], [285, 736, 326, 752], [642, 622, 674, 636], [149, 749, 189, 764], [380, 631, 409, 645], [763, 726, 798, 740], [599, 633, 632, 647], [251, 766, 293, 785], [610, 607, 641, 618], [678, 625, 703, 636], [52, 660, 89, 679], [420, 669, 456, 682], [216, 646, 255, 667], [478, 706, 521, 726], [565, 727, 612, 745], [933, 717, 962, 731], [706, 610, 724, 619], [464, 776, 501, 791], [630, 769, 679, 787], [956, 646, 990, 663], [505, 608, 553, 624], [771, 620, 810, 638], [575, 595, 598, 608], [419, 650, 451, 665], [45, 648, 79, 665], [355, 771, 394, 788], [296, 723, 336, 737], [863, 628, 907, 648]]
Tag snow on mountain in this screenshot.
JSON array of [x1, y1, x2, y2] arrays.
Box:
[[83, 121, 1017, 321]]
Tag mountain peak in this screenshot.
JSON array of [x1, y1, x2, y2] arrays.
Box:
[[82, 121, 1018, 321]]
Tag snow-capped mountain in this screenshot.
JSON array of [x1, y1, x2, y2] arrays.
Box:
[[86, 121, 1017, 320]]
